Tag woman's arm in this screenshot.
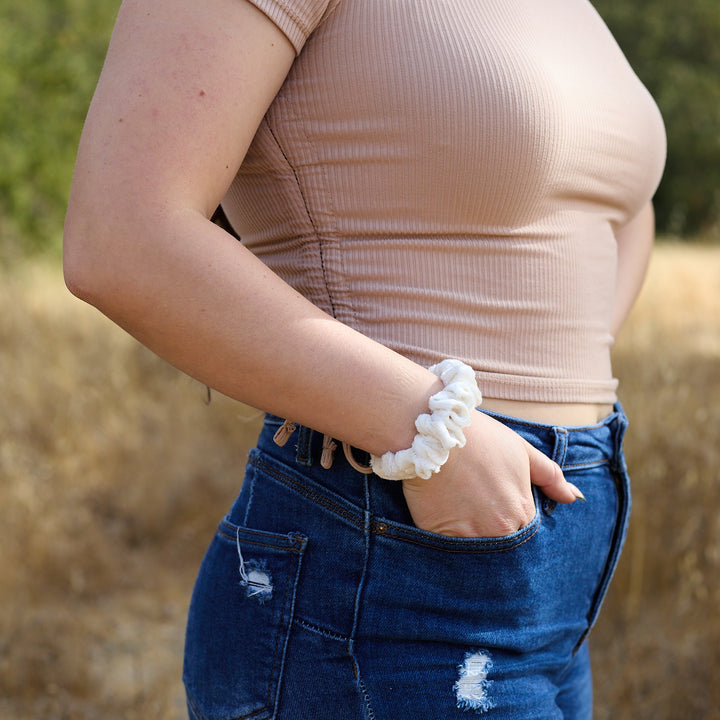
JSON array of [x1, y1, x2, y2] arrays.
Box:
[[64, 0, 580, 536], [611, 201, 655, 337], [64, 0, 432, 454]]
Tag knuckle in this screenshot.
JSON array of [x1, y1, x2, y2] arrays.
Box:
[[495, 509, 533, 535], [493, 518, 519, 536]]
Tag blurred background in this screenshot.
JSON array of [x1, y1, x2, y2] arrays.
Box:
[[1, 0, 719, 718]]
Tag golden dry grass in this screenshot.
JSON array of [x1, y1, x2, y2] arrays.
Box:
[[1, 244, 719, 719], [593, 244, 720, 719], [0, 262, 263, 719]]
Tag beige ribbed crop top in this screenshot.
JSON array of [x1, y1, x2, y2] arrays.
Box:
[[222, 0, 666, 403]]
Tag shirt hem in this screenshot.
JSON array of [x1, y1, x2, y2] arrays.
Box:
[[473, 370, 619, 405]]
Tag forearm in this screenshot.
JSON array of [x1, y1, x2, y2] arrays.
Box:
[[64, 206, 441, 456], [62, 0, 441, 456], [611, 201, 655, 337]]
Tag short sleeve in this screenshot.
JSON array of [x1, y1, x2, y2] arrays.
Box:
[[244, 0, 334, 54]]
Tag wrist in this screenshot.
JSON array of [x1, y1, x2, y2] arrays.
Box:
[[370, 360, 482, 481]]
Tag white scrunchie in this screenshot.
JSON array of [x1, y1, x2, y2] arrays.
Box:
[[370, 359, 482, 481]]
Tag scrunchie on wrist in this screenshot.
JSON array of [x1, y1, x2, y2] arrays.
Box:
[[370, 359, 482, 481]]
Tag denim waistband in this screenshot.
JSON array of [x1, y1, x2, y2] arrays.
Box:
[[481, 403, 628, 474], [254, 404, 628, 519]]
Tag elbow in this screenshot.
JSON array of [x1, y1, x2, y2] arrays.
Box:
[[63, 179, 148, 307], [62, 242, 90, 304], [62, 198, 127, 309], [62, 208, 100, 304]]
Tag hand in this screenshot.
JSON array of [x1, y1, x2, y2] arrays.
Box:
[[401, 410, 584, 538]]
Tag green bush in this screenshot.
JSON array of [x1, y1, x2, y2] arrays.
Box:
[[0, 0, 119, 255], [592, 0, 720, 238]]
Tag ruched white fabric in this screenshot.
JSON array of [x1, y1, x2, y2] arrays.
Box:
[[370, 360, 483, 481]]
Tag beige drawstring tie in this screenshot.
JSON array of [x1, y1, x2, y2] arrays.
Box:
[[273, 420, 297, 447], [342, 442, 373, 474], [272, 419, 372, 474], [321, 435, 338, 469]]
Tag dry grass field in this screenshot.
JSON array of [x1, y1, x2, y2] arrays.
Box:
[[1, 243, 719, 719]]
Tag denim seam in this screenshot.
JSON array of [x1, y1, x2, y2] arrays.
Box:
[[373, 491, 542, 552], [349, 509, 371, 646], [349, 493, 374, 720], [294, 616, 350, 643], [563, 459, 610, 471], [573, 464, 631, 654], [217, 531, 307, 554], [265, 531, 307, 719], [242, 466, 256, 527], [266, 561, 296, 717], [375, 521, 540, 554], [248, 454, 365, 530], [357, 676, 378, 720], [217, 523, 308, 552]]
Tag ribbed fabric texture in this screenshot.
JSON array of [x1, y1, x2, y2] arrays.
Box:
[[224, 0, 666, 403]]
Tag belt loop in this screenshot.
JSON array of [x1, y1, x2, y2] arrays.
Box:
[[296, 425, 314, 467], [551, 427, 569, 468], [611, 406, 629, 473]]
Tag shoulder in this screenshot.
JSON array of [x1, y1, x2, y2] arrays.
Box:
[[245, 0, 344, 54]]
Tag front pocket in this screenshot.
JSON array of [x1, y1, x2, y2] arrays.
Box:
[[184, 522, 308, 720], [373, 485, 543, 553]]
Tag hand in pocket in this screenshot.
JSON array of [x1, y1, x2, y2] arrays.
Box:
[[402, 411, 584, 538]]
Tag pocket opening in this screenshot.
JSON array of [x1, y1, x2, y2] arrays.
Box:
[[372, 486, 543, 554]]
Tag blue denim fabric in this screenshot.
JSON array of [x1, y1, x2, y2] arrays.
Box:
[[183, 405, 630, 720]]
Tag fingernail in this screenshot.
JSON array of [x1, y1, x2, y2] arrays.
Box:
[[573, 487, 587, 502]]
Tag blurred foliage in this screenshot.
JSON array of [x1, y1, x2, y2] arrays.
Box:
[[592, 0, 720, 238], [0, 0, 119, 255], [0, 0, 718, 255]]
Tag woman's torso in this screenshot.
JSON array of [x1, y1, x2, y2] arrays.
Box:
[[222, 0, 666, 417]]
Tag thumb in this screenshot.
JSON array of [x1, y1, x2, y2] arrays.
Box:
[[526, 443, 585, 504]]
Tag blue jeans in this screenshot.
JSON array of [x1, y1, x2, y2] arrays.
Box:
[[183, 405, 630, 719]]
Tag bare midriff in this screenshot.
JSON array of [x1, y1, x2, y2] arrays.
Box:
[[481, 398, 614, 427]]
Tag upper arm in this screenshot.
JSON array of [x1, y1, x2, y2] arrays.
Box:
[[67, 0, 296, 228]]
